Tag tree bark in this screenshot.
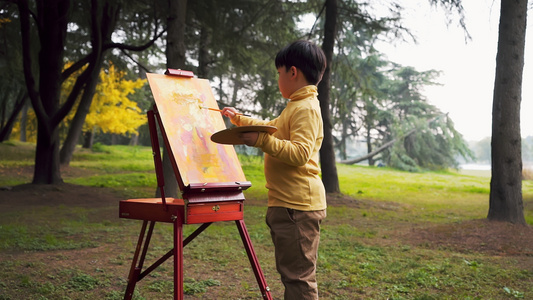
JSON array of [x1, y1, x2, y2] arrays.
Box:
[[366, 131, 375, 166], [318, 0, 340, 194], [19, 0, 100, 184], [60, 1, 121, 165], [22, 0, 71, 184], [129, 134, 139, 146], [197, 26, 211, 79], [20, 101, 29, 142], [83, 128, 95, 149], [60, 59, 103, 164], [488, 0, 527, 224], [166, 0, 187, 68], [159, 0, 188, 198]]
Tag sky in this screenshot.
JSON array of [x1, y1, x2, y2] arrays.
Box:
[[374, 0, 533, 141]]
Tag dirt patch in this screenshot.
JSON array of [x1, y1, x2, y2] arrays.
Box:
[[0, 182, 124, 209], [325, 192, 533, 265], [402, 219, 533, 256]]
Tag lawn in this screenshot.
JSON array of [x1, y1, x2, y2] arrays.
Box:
[[0, 141, 532, 299]]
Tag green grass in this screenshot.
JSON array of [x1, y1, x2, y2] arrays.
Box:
[[338, 164, 533, 223], [0, 142, 532, 299]]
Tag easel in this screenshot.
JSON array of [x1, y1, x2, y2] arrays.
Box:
[[119, 70, 272, 300]]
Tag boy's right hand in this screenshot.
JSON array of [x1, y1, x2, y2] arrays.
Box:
[[221, 107, 238, 119]]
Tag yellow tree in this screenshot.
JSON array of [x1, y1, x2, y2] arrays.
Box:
[[83, 64, 146, 145], [19, 64, 146, 146]]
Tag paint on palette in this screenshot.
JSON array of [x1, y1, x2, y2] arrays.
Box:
[[146, 73, 246, 186]]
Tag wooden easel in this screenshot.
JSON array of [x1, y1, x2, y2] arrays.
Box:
[[119, 70, 272, 300]]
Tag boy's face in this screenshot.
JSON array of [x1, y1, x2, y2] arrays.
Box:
[[277, 66, 293, 99]]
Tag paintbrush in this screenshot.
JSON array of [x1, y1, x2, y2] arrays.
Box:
[[200, 106, 250, 117]]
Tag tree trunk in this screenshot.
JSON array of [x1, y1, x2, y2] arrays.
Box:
[[60, 1, 120, 165], [33, 121, 62, 184], [318, 0, 340, 194], [339, 120, 348, 160], [129, 134, 139, 146], [60, 59, 103, 165], [488, 0, 527, 224], [159, 0, 188, 198], [28, 0, 70, 184], [1, 95, 5, 129], [231, 72, 241, 107], [366, 131, 375, 166], [166, 0, 187, 68], [197, 26, 211, 78], [0, 92, 27, 142], [20, 101, 29, 142], [83, 130, 94, 149]]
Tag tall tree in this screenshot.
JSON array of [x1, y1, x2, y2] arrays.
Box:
[[0, 11, 27, 142], [310, 0, 406, 192], [15, 0, 164, 182], [488, 0, 527, 224], [18, 0, 80, 184], [318, 0, 340, 194], [60, 1, 164, 165], [59, 1, 114, 165]]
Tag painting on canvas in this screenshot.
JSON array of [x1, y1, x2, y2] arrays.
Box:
[[146, 73, 246, 187]]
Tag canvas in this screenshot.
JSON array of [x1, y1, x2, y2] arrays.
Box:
[[146, 73, 246, 187]]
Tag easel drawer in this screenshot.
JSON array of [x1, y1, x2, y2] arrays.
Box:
[[119, 198, 185, 223], [186, 201, 243, 224]]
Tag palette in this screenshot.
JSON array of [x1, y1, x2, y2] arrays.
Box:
[[211, 125, 277, 145]]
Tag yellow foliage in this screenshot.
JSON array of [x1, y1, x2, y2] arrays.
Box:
[[13, 62, 146, 143], [0, 18, 11, 28], [85, 64, 147, 135], [10, 108, 38, 143]]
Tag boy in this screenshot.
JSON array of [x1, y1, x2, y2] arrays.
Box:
[[222, 40, 327, 299]]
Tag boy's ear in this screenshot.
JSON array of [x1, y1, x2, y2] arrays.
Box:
[[290, 66, 298, 79]]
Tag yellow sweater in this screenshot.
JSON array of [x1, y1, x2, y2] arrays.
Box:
[[232, 85, 326, 211]]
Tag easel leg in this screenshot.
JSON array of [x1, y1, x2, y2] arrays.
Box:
[[174, 215, 184, 300], [124, 220, 156, 300], [235, 220, 273, 300]]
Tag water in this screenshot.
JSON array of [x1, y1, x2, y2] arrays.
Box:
[[460, 163, 533, 171], [460, 164, 491, 171]]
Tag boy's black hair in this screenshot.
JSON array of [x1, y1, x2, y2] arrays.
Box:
[[275, 40, 327, 85]]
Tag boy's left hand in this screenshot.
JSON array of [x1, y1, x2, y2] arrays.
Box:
[[239, 132, 259, 146]]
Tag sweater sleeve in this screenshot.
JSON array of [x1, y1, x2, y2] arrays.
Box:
[[255, 107, 320, 167], [231, 115, 277, 127]]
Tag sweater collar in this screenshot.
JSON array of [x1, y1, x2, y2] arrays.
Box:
[[289, 85, 318, 101]]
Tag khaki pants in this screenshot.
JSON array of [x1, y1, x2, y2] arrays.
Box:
[[266, 207, 327, 300]]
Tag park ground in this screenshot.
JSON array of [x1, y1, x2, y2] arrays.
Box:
[[1, 151, 532, 299]]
